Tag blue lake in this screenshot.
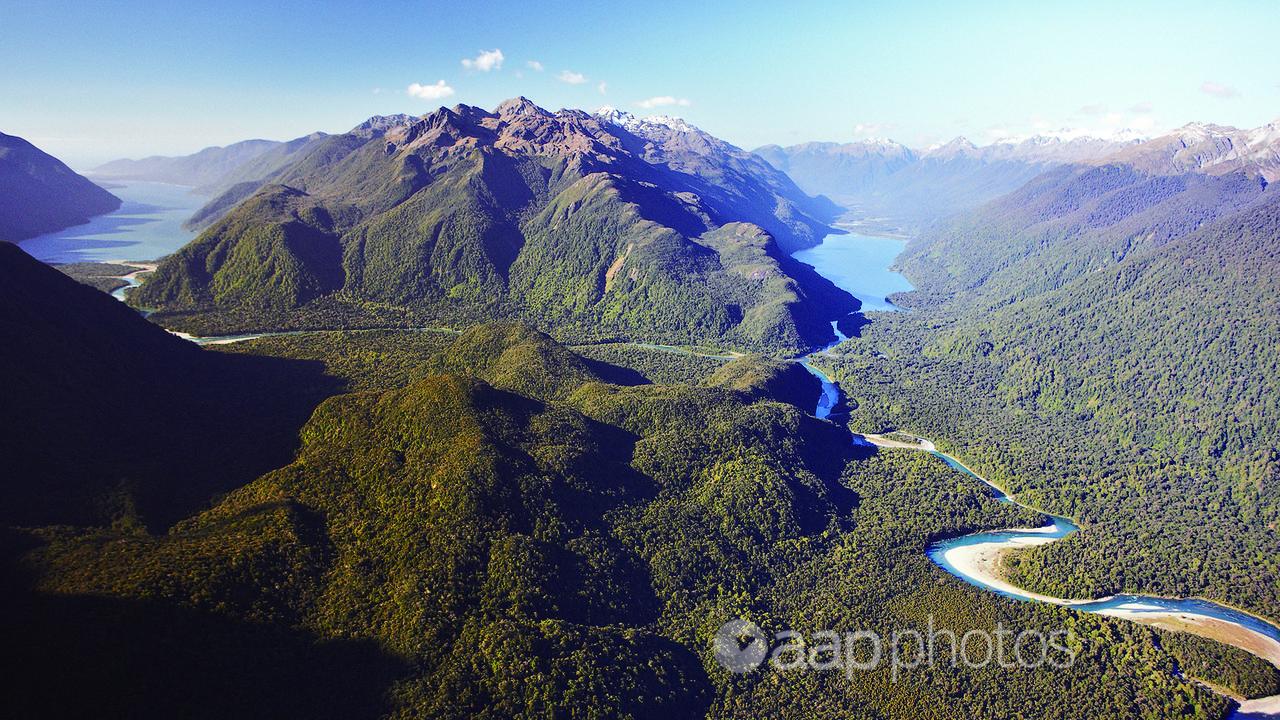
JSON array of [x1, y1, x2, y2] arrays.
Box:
[[19, 181, 203, 264], [791, 231, 914, 312]]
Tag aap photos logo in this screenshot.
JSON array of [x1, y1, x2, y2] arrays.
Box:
[[711, 616, 1077, 679], [712, 619, 769, 673]]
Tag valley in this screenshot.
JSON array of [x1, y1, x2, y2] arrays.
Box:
[[4, 90, 1279, 719]]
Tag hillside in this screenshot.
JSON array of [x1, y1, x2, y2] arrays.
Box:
[[820, 162, 1280, 621], [130, 98, 855, 352], [0, 243, 335, 528], [894, 163, 1270, 306], [0, 132, 120, 241], [3, 319, 1240, 719]]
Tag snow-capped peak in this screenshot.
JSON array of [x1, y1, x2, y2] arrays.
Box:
[[594, 107, 698, 136]]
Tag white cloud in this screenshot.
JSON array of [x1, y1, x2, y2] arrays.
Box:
[[526, 60, 544, 72], [597, 81, 608, 95], [461, 49, 504, 72], [1200, 81, 1238, 98], [635, 95, 691, 109], [407, 80, 455, 100], [1078, 103, 1106, 116], [558, 70, 587, 85], [1130, 101, 1153, 113]]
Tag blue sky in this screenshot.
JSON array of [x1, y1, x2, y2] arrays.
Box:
[[2, 0, 1277, 167]]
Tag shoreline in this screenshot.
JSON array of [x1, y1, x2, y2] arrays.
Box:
[[860, 433, 1280, 702], [941, 536, 1280, 667]]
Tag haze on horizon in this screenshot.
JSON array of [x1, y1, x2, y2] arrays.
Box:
[[2, 0, 1277, 167]]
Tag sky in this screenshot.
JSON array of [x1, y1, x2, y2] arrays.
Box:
[[2, 0, 1278, 167]]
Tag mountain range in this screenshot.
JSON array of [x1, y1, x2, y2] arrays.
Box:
[[0, 132, 121, 242], [8, 98, 1280, 718], [755, 119, 1280, 231], [92, 138, 289, 188], [126, 98, 855, 352]]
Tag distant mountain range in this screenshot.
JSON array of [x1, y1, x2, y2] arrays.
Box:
[[754, 133, 1143, 230], [1105, 121, 1280, 181], [755, 119, 1279, 231], [0, 132, 120, 242], [129, 98, 854, 352], [92, 138, 288, 187]]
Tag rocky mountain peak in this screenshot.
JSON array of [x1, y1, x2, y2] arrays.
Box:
[[495, 96, 549, 119], [349, 114, 417, 137]]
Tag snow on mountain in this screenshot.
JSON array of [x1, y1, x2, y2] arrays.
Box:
[[1103, 119, 1280, 181], [594, 107, 698, 138]]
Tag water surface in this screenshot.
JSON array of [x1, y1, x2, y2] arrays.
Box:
[[19, 181, 203, 264], [792, 231, 914, 312]]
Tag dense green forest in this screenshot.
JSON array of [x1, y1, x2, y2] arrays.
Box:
[[5, 319, 1245, 718], [818, 174, 1280, 623], [0, 246, 1253, 717], [7, 145, 1279, 716]]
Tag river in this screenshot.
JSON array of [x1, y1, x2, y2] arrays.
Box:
[[792, 229, 1280, 717]]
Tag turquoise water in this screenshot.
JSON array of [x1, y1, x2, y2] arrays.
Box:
[[798, 320, 848, 420], [791, 231, 914, 312], [924, 450, 1280, 651], [19, 181, 203, 264]]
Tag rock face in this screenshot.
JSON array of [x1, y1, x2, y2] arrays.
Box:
[[0, 132, 121, 242], [1104, 120, 1280, 181], [133, 98, 855, 352]]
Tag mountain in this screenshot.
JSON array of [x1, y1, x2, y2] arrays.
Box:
[[757, 119, 1280, 232], [131, 98, 855, 352], [0, 132, 121, 242], [895, 158, 1270, 306], [92, 138, 285, 187], [755, 133, 1138, 230], [754, 139, 918, 196], [0, 242, 335, 528], [821, 142, 1280, 629], [1103, 120, 1280, 181], [179, 131, 331, 228]]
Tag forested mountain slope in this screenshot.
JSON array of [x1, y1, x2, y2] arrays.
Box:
[[0, 243, 336, 528], [895, 164, 1270, 306], [3, 319, 1245, 719], [821, 164, 1280, 620], [0, 132, 120, 241], [130, 99, 854, 352]]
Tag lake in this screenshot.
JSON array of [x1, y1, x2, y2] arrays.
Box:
[[19, 181, 203, 264], [791, 231, 914, 312]]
